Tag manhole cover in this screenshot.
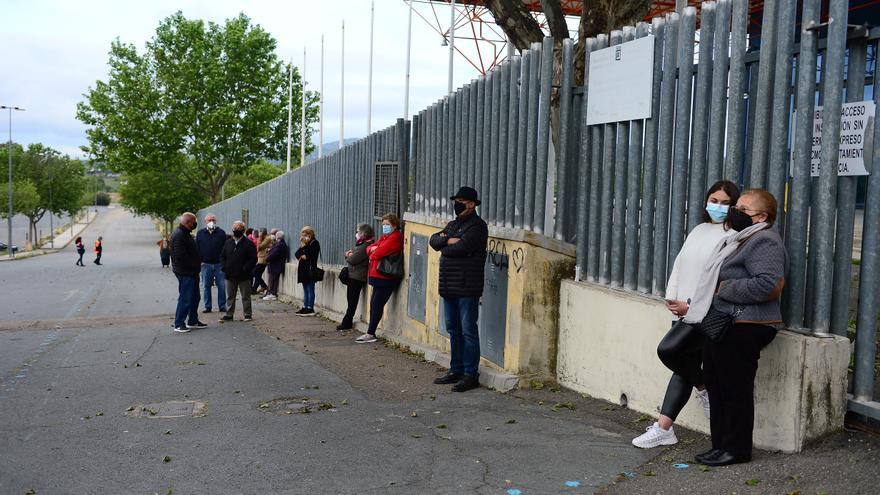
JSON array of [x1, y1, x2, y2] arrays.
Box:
[[126, 400, 207, 418]]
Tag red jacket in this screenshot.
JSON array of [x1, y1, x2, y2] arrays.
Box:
[[367, 229, 403, 280]]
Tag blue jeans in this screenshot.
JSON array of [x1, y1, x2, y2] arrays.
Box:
[[201, 263, 226, 311], [302, 282, 316, 309], [175, 274, 200, 328], [443, 297, 481, 378]]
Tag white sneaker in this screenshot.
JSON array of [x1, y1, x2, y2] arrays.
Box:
[[631, 422, 678, 449], [173, 326, 190, 333], [355, 334, 378, 344], [695, 389, 711, 419], [262, 295, 276, 301]]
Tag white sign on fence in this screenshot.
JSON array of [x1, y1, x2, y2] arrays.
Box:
[[804, 100, 875, 177], [586, 35, 655, 126]]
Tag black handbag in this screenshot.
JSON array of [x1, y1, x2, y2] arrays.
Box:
[[338, 266, 350, 285], [697, 306, 744, 342], [310, 251, 325, 282], [377, 252, 404, 279]]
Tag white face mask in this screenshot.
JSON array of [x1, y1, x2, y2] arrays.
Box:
[[207, 221, 216, 230], [355, 233, 361, 241]]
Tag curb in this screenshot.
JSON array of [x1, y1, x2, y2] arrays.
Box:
[[0, 210, 98, 262]]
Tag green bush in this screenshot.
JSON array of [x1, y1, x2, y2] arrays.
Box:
[[95, 192, 111, 206]]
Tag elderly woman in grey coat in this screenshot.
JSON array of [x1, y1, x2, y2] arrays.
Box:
[[338, 223, 375, 330], [694, 189, 787, 467]]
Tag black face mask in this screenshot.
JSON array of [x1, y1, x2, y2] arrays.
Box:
[[233, 229, 245, 238], [728, 207, 754, 232], [453, 202, 467, 216]]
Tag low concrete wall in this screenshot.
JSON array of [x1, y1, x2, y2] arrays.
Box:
[[274, 214, 577, 382], [556, 280, 850, 453]]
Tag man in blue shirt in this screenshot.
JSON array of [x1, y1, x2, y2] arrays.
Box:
[[195, 213, 227, 314]]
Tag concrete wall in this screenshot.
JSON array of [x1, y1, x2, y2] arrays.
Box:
[[273, 214, 576, 382], [556, 280, 851, 453]]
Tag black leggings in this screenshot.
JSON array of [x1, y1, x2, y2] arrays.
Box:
[[342, 279, 365, 326], [657, 320, 706, 421], [367, 278, 399, 336], [252, 263, 269, 292]]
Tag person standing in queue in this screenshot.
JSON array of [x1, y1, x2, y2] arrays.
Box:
[[339, 223, 375, 330], [429, 187, 489, 392], [294, 227, 321, 316], [170, 212, 207, 333], [355, 214, 404, 343], [195, 213, 227, 314], [263, 231, 289, 301], [219, 220, 257, 322]]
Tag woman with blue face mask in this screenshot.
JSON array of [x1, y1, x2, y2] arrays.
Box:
[[356, 213, 404, 343], [632, 180, 740, 449]]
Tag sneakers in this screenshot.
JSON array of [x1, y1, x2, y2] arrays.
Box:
[[631, 422, 678, 449], [262, 294, 277, 301], [355, 334, 378, 344], [298, 308, 316, 317], [243, 316, 252, 322], [295, 308, 308, 315], [695, 389, 711, 419], [173, 326, 191, 333], [202, 308, 212, 313], [219, 315, 234, 322], [187, 321, 208, 329]]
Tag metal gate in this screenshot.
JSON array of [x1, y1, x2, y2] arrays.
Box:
[[407, 234, 428, 323]]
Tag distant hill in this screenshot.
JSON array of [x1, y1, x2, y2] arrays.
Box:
[[306, 138, 360, 162]]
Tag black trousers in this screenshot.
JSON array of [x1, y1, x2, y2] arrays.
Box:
[[367, 278, 399, 336], [252, 263, 268, 292], [703, 322, 777, 459], [657, 320, 706, 421], [342, 279, 365, 326]]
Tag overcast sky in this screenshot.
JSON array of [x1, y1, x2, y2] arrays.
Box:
[[1, 0, 508, 159]]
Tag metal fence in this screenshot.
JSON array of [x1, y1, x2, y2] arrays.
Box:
[[200, 120, 409, 266], [408, 0, 880, 418]]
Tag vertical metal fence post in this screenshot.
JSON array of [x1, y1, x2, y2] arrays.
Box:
[[576, 37, 597, 281], [810, 0, 849, 333], [725, 0, 748, 184], [505, 55, 521, 229], [515, 51, 531, 229], [747, 0, 778, 188], [489, 67, 502, 224], [667, 8, 696, 283], [610, 28, 635, 287], [624, 23, 649, 291], [535, 37, 554, 234], [706, 0, 731, 186], [637, 18, 665, 293], [599, 31, 623, 284], [555, 38, 574, 241], [524, 42, 542, 231], [497, 61, 511, 226], [475, 80, 485, 196], [830, 36, 868, 336], [686, 2, 715, 233], [652, 13, 679, 295], [468, 80, 478, 189], [454, 87, 464, 195], [853, 39, 880, 403], [482, 71, 495, 219], [766, 0, 797, 230], [587, 34, 609, 282]]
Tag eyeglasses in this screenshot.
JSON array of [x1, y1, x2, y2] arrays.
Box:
[[733, 205, 765, 215]]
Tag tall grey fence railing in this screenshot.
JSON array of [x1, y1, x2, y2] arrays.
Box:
[[408, 0, 880, 419], [200, 120, 409, 266]]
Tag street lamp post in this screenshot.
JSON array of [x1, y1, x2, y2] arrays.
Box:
[[1, 105, 25, 259]]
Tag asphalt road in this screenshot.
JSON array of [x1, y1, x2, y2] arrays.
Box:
[[0, 207, 653, 494], [4, 211, 72, 249]]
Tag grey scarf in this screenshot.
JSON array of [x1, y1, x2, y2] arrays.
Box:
[[683, 222, 768, 324]]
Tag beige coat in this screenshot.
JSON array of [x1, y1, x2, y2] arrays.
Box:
[[257, 236, 273, 264]]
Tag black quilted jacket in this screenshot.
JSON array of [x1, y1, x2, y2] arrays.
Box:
[[429, 212, 489, 298]]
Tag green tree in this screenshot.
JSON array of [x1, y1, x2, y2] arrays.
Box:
[[224, 160, 284, 198], [0, 143, 87, 243], [77, 11, 319, 204], [118, 163, 210, 233], [0, 180, 41, 221]]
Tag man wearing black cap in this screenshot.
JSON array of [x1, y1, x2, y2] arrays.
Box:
[[429, 186, 489, 392]]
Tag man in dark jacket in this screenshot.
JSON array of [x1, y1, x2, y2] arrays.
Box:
[[220, 220, 257, 322], [195, 213, 227, 314], [171, 212, 207, 333], [429, 186, 489, 392]]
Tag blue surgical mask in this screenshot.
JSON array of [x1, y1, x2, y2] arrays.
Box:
[[382, 225, 393, 235], [705, 203, 730, 223]]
